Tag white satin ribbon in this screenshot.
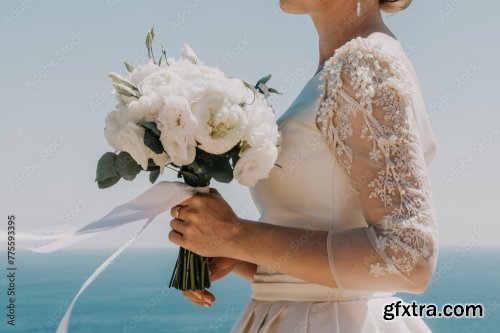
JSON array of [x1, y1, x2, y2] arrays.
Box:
[[2, 180, 209, 333]]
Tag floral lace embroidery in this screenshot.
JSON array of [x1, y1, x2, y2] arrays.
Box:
[[316, 37, 438, 278]]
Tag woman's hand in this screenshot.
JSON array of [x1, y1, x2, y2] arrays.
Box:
[[182, 257, 236, 308], [168, 188, 242, 258]]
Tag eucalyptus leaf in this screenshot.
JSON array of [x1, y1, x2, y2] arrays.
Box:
[[268, 87, 282, 95], [255, 74, 272, 88], [96, 152, 118, 182], [199, 157, 233, 183], [149, 169, 161, 184], [98, 175, 121, 189], [115, 151, 142, 178], [141, 122, 161, 136], [144, 128, 164, 154], [146, 158, 161, 171]]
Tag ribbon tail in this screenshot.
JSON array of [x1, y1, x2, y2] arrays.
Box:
[[56, 217, 154, 333], [31, 181, 200, 253]]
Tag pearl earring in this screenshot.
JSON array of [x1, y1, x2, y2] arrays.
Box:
[[357, 0, 361, 17]]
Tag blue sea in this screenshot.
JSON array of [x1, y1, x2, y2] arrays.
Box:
[[0, 247, 498, 333]]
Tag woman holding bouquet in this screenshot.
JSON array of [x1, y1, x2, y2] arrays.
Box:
[[170, 0, 438, 331]]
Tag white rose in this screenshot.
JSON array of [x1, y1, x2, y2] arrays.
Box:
[[156, 96, 198, 166], [192, 94, 248, 154], [233, 143, 278, 187]]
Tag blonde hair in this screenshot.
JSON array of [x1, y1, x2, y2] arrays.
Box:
[[380, 0, 412, 13]]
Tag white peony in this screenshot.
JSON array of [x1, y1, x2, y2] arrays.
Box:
[[104, 42, 280, 185], [126, 91, 164, 123], [233, 143, 278, 187], [242, 100, 280, 148], [156, 96, 198, 166], [192, 94, 248, 155], [128, 60, 160, 86], [104, 109, 170, 170]]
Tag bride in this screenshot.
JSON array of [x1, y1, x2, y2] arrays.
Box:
[[169, 0, 438, 331]]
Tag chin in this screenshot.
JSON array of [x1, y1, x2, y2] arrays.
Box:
[[279, 0, 311, 14]]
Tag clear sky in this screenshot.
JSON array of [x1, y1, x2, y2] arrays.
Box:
[[0, 0, 498, 248]]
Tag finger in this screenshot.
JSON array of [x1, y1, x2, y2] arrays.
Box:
[[194, 289, 215, 304], [170, 205, 185, 219], [169, 218, 189, 234], [183, 290, 214, 306], [168, 230, 184, 246], [198, 290, 215, 305], [182, 290, 210, 307]]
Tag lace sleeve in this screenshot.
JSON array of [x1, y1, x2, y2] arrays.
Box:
[[317, 38, 438, 293]]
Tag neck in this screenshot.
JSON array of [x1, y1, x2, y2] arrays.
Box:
[[310, 1, 392, 72]]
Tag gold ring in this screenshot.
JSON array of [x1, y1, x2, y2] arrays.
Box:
[[175, 206, 182, 220]]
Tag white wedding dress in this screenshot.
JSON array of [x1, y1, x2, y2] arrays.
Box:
[[230, 35, 438, 333]]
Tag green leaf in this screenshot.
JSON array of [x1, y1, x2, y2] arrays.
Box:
[[141, 122, 161, 136], [115, 151, 142, 180], [267, 87, 282, 95], [143, 127, 164, 154], [96, 152, 118, 182], [97, 175, 121, 189], [149, 169, 161, 184], [199, 156, 233, 183], [255, 74, 272, 88], [178, 170, 199, 185], [124, 61, 134, 73], [146, 158, 161, 171]]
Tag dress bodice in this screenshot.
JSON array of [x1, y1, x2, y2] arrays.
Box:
[[246, 35, 438, 300], [249, 71, 367, 235]]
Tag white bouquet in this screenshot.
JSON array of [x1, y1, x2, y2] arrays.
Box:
[[96, 28, 281, 290]]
